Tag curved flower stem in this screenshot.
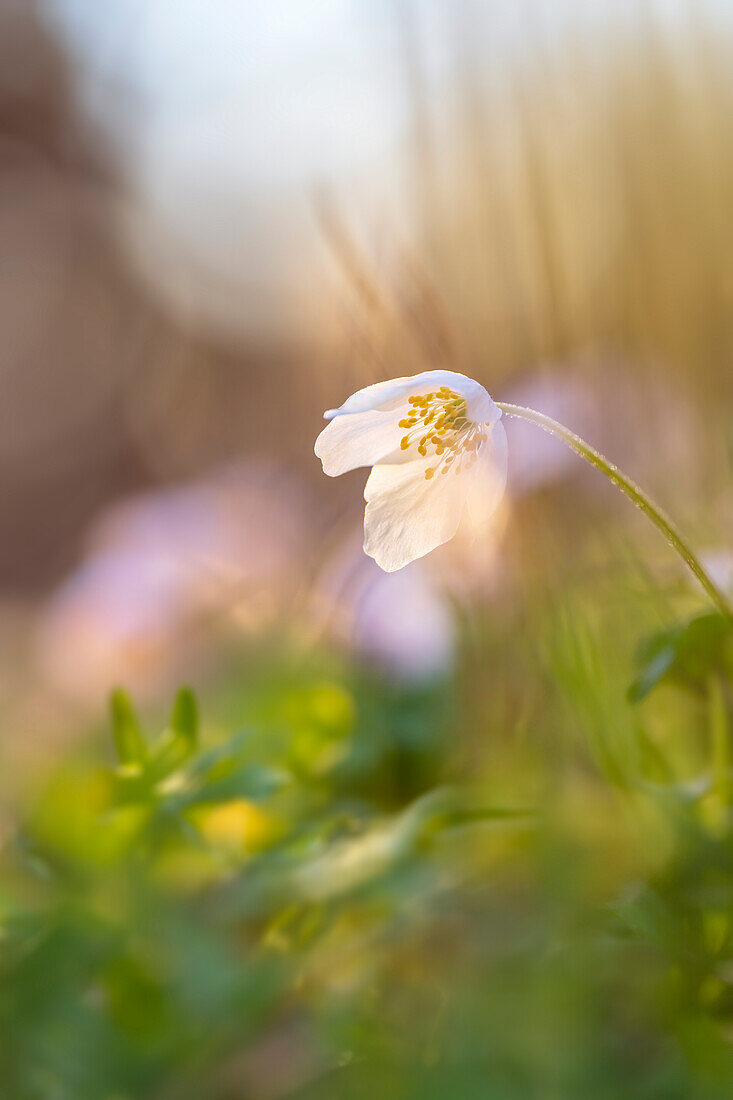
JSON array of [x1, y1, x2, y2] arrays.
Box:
[[497, 402, 733, 621]]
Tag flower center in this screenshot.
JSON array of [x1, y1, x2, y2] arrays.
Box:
[[398, 386, 484, 480]]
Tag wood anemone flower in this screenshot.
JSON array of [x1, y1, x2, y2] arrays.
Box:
[[315, 370, 507, 572]]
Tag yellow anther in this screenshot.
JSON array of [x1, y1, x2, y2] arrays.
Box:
[[399, 387, 473, 469]]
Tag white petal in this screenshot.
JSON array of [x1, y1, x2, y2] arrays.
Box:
[[363, 459, 467, 572], [315, 409, 406, 477], [324, 370, 500, 425], [324, 376, 418, 419], [463, 420, 508, 531]]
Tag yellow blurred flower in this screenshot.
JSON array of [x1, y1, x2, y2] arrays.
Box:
[[191, 798, 279, 855]]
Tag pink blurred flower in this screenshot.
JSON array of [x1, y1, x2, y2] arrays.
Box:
[[503, 371, 598, 494], [701, 550, 733, 597], [35, 461, 314, 704], [313, 533, 456, 682], [504, 361, 703, 499]]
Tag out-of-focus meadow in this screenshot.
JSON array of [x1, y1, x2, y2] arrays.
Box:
[[2, 2, 733, 1097]]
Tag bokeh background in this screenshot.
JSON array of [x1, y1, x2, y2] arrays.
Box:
[[2, 2, 733, 1098]]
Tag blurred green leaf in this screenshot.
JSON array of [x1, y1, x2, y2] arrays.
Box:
[[174, 763, 287, 809], [186, 730, 253, 780], [110, 689, 148, 768], [629, 613, 733, 702], [149, 687, 199, 781], [170, 687, 198, 752], [612, 885, 680, 952]]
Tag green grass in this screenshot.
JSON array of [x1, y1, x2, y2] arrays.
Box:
[[2, 553, 733, 1099]]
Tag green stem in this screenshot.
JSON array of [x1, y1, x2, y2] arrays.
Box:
[[708, 674, 729, 809], [496, 402, 733, 621]]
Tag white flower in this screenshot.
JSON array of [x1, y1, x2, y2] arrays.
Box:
[[315, 370, 507, 571]]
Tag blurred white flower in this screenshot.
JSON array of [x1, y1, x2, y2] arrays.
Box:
[[315, 370, 507, 572], [35, 462, 313, 704]]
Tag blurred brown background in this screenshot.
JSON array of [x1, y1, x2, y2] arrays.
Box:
[[1, 0, 732, 730], [0, 1, 316, 591]]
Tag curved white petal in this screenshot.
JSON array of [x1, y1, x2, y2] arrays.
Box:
[[363, 459, 468, 572], [463, 420, 508, 532], [325, 370, 500, 425], [362, 420, 508, 572], [315, 409, 407, 477], [324, 376, 418, 419]]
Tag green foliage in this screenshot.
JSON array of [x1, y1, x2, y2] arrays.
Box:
[[630, 614, 733, 702], [1, 605, 733, 1099]]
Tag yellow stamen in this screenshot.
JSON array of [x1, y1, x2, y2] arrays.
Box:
[[399, 388, 477, 472]]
